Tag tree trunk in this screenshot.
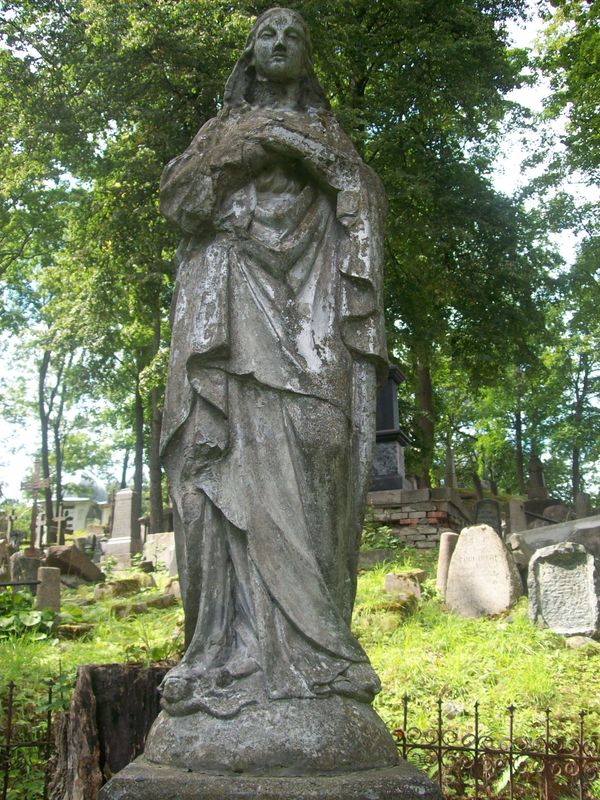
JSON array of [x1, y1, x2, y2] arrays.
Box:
[[38, 350, 54, 546], [514, 368, 526, 495], [49, 664, 168, 800], [132, 377, 144, 552], [149, 304, 164, 534], [415, 356, 434, 488], [514, 410, 526, 495], [571, 353, 589, 501], [120, 446, 130, 489]]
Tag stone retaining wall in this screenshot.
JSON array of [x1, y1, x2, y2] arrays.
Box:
[[367, 488, 472, 549]]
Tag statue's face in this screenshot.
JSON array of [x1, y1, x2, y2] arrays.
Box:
[[253, 12, 306, 84]]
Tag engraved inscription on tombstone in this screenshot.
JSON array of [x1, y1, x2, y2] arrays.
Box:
[[445, 524, 522, 618], [528, 541, 600, 636]]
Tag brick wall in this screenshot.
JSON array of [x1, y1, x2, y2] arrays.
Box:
[[366, 488, 472, 549]]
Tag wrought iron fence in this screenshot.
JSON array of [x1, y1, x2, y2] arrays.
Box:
[[394, 695, 600, 800], [0, 681, 54, 800], [1, 680, 599, 799]]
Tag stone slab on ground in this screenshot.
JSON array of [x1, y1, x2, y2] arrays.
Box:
[[445, 524, 522, 618], [507, 514, 600, 558], [384, 572, 422, 601], [528, 541, 600, 637], [358, 548, 398, 569], [98, 758, 443, 800], [46, 544, 104, 582]]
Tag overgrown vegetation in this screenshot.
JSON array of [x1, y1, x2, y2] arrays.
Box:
[[1, 550, 598, 749]]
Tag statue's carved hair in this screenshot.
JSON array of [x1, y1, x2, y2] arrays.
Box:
[[223, 7, 330, 111]]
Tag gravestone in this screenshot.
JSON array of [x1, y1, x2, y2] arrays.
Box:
[[507, 514, 600, 563], [36, 566, 61, 612], [0, 538, 9, 581], [508, 499, 527, 534], [575, 492, 592, 519], [528, 541, 600, 636], [46, 544, 104, 582], [436, 531, 459, 599], [143, 531, 177, 576], [371, 366, 410, 491], [474, 499, 502, 535], [527, 453, 548, 500], [9, 551, 41, 594], [384, 571, 422, 601], [445, 525, 522, 618], [102, 488, 141, 567]]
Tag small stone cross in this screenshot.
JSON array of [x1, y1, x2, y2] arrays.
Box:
[[20, 459, 50, 553], [53, 504, 69, 546]]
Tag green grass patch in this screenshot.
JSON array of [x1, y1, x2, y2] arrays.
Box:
[[1, 548, 598, 748]]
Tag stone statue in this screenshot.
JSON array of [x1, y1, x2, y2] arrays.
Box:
[[100, 8, 441, 798]]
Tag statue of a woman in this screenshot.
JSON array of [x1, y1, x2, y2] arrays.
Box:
[[145, 6, 395, 773]]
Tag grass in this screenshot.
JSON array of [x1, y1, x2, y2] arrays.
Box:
[[1, 546, 599, 748]]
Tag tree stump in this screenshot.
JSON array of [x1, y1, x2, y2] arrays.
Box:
[[49, 663, 168, 800]]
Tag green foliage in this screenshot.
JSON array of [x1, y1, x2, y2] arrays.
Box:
[[0, 589, 56, 641]]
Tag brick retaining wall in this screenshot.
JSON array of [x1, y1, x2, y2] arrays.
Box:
[[367, 488, 472, 549]]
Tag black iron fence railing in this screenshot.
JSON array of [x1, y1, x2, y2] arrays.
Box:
[[1, 680, 599, 799], [394, 695, 600, 800]]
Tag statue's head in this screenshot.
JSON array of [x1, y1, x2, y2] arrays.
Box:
[[223, 7, 329, 111]]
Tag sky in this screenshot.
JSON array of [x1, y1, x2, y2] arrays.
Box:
[[0, 8, 592, 503]]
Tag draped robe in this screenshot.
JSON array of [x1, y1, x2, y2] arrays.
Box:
[[159, 106, 388, 718]]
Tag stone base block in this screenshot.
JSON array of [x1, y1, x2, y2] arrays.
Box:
[[98, 757, 443, 800]]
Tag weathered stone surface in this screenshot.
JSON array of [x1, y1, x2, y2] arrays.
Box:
[[9, 551, 41, 592], [474, 498, 502, 535], [445, 525, 522, 618], [564, 635, 600, 652], [36, 566, 61, 612], [57, 623, 95, 639], [46, 544, 104, 582], [543, 504, 575, 523], [0, 538, 9, 580], [384, 572, 421, 601], [144, 696, 398, 776], [507, 514, 600, 561], [436, 531, 459, 599], [100, 10, 437, 800], [99, 758, 443, 800], [508, 499, 527, 534], [358, 548, 397, 569], [93, 574, 155, 600], [528, 541, 600, 636], [143, 531, 177, 576]]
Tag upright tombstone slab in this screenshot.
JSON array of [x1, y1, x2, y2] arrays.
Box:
[[36, 566, 61, 612], [508, 499, 527, 534], [528, 541, 600, 636], [445, 525, 523, 618], [474, 499, 502, 535], [102, 488, 141, 567], [9, 551, 42, 594]]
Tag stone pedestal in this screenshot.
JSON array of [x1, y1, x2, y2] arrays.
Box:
[[98, 758, 442, 800], [371, 366, 410, 492], [436, 531, 459, 599]]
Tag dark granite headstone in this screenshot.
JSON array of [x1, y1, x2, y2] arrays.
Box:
[[474, 499, 502, 535], [371, 366, 410, 491]]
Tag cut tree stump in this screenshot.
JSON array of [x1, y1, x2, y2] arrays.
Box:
[[49, 663, 169, 800]]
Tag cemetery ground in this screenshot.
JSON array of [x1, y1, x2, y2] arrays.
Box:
[[1, 544, 600, 798]]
